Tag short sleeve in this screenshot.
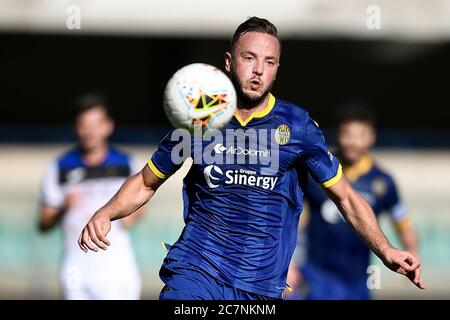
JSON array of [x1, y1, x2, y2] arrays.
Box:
[[148, 129, 188, 179], [40, 162, 64, 208], [303, 113, 342, 188], [383, 177, 409, 225]]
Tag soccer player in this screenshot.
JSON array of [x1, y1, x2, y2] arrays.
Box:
[[285, 105, 419, 300], [38, 94, 143, 299], [78, 17, 425, 300]]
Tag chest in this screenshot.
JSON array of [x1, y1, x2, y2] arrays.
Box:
[[188, 120, 302, 178]]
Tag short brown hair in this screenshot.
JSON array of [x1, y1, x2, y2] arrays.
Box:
[[230, 17, 280, 54], [335, 102, 377, 130], [73, 93, 112, 120]]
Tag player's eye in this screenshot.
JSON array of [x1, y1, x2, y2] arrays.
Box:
[[266, 60, 275, 66], [243, 56, 254, 62]]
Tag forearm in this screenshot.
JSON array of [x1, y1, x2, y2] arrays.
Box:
[[95, 172, 156, 221], [397, 226, 419, 257], [38, 207, 65, 232], [325, 179, 425, 289], [336, 189, 392, 259]]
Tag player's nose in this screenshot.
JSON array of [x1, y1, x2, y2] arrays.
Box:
[[253, 60, 264, 76]]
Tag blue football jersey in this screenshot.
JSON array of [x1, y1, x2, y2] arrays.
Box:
[[301, 154, 409, 286], [148, 93, 342, 298]]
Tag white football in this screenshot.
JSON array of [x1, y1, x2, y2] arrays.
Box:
[[163, 63, 237, 131]]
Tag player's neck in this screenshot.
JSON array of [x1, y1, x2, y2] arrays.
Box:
[[340, 153, 371, 168], [340, 153, 373, 181], [236, 94, 270, 121], [81, 144, 109, 166]]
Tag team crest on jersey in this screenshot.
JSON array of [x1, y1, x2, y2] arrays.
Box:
[[66, 167, 86, 184], [275, 124, 291, 145], [372, 178, 388, 198]]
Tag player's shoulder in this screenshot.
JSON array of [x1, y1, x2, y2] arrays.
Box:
[[272, 98, 313, 141], [107, 146, 133, 165], [369, 158, 396, 186], [108, 145, 131, 159], [273, 97, 310, 122], [56, 146, 83, 170]]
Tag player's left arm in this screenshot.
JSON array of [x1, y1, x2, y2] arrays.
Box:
[[121, 206, 146, 228], [395, 222, 419, 259], [385, 180, 419, 258], [324, 177, 425, 289], [301, 112, 424, 289]]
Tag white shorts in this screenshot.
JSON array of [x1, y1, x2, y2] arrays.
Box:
[[60, 261, 141, 300]]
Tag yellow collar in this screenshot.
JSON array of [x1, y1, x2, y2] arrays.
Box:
[[342, 154, 373, 182], [234, 93, 276, 127]]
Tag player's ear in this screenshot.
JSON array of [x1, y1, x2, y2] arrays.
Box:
[[106, 118, 114, 137], [224, 52, 232, 73], [367, 123, 376, 145], [370, 129, 377, 147]]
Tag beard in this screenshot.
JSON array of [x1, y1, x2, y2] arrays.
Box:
[[230, 67, 274, 109]]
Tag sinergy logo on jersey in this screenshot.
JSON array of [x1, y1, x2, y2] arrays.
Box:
[[204, 165, 278, 190]]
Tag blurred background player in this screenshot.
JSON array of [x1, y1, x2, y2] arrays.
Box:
[[38, 94, 143, 299], [286, 104, 419, 300]]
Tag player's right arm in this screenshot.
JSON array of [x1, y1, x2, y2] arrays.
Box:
[[38, 192, 79, 232], [78, 164, 163, 252], [38, 161, 70, 232], [78, 129, 186, 252]]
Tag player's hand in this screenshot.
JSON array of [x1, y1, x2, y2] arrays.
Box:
[[381, 247, 426, 289], [78, 212, 111, 253]]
